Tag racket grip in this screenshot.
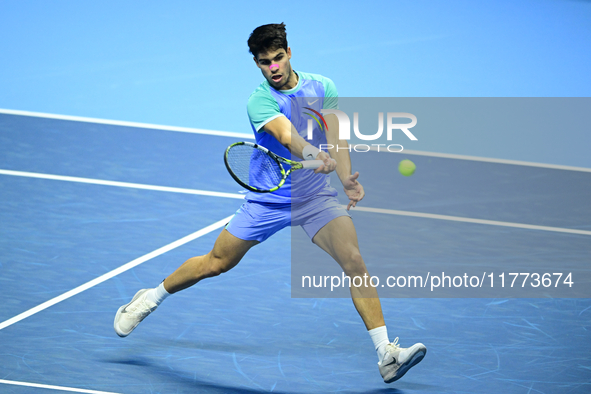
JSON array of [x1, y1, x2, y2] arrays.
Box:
[[300, 160, 324, 170]]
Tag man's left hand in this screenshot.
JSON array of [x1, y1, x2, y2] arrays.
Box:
[[343, 172, 365, 210]]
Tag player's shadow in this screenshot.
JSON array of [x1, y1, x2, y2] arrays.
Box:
[[105, 356, 274, 393], [103, 356, 432, 393], [155, 337, 274, 356]]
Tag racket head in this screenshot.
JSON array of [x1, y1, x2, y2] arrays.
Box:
[[224, 142, 287, 193]]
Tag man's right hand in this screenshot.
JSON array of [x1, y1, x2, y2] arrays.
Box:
[[314, 151, 337, 174]]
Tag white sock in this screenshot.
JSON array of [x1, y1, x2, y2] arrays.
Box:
[[146, 282, 170, 305], [369, 326, 390, 362]]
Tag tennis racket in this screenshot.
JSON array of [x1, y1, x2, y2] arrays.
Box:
[[224, 141, 324, 193]]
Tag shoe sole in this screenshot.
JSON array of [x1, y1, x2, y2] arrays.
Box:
[[114, 289, 150, 337], [384, 345, 427, 384]]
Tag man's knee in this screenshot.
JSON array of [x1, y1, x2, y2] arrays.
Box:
[[207, 250, 239, 277], [341, 250, 367, 276]]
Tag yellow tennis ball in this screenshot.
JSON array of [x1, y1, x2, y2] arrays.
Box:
[[398, 159, 416, 176]]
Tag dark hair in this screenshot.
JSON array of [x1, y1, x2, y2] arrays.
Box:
[[247, 23, 288, 58]]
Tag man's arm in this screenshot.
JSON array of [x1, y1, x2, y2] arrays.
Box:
[[262, 115, 336, 174], [325, 114, 365, 209]]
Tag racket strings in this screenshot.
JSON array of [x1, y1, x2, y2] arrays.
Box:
[[227, 145, 284, 191]]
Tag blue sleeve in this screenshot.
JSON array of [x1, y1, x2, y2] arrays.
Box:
[[322, 77, 339, 110], [247, 88, 283, 132]]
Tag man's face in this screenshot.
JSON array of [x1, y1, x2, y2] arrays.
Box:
[[254, 47, 294, 90]]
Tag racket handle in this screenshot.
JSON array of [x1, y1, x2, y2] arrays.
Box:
[[300, 160, 324, 170]]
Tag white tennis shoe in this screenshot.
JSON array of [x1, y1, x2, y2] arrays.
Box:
[[114, 289, 157, 337], [378, 338, 427, 383]]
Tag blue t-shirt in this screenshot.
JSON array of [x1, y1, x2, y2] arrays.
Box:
[[246, 71, 339, 203]]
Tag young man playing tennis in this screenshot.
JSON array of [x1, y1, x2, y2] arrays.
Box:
[[114, 23, 426, 384]]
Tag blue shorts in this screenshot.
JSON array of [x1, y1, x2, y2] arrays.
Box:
[[225, 192, 351, 243]]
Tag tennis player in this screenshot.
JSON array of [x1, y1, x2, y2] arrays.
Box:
[[114, 23, 426, 384]]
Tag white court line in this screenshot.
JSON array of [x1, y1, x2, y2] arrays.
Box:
[[2, 107, 589, 172], [0, 169, 245, 200], [2, 168, 588, 236], [352, 206, 591, 236], [368, 147, 591, 173], [0, 215, 234, 331], [0, 108, 254, 140], [0, 379, 121, 394]]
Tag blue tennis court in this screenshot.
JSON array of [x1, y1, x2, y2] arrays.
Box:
[[1, 112, 590, 394], [2, 1, 591, 393]]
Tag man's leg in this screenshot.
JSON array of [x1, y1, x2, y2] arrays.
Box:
[[312, 216, 426, 383], [163, 229, 258, 293], [114, 229, 257, 337], [311, 216, 383, 330]]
